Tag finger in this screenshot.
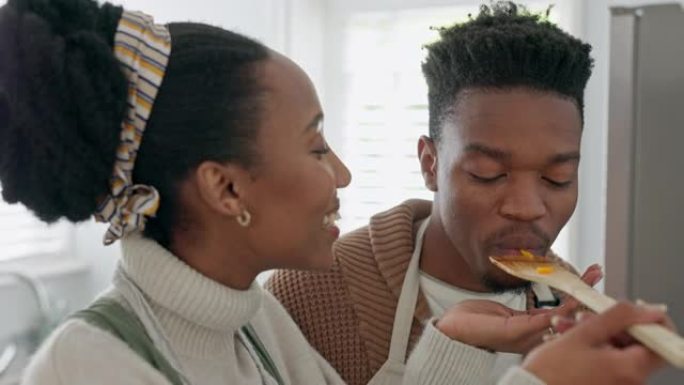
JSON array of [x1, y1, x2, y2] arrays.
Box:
[[575, 311, 595, 323], [568, 302, 667, 345], [447, 312, 545, 353], [502, 312, 554, 341], [610, 332, 638, 348], [636, 298, 668, 313], [618, 345, 666, 378], [576, 309, 667, 348], [580, 263, 600, 278], [551, 299, 582, 319], [580, 264, 603, 287], [635, 299, 677, 331], [550, 315, 575, 334]]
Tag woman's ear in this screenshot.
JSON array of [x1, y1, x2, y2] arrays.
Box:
[[194, 161, 250, 217]]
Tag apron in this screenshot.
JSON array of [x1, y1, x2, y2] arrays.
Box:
[[367, 218, 429, 385], [366, 218, 557, 385]]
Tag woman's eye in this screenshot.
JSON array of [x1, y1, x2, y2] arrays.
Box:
[[469, 172, 506, 184], [312, 146, 330, 158]]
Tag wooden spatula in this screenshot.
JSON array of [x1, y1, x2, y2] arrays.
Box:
[[490, 254, 684, 369]]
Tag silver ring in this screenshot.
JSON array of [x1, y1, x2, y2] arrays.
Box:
[[542, 327, 557, 342]]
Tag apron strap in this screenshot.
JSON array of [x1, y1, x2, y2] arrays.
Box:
[[72, 297, 185, 385], [385, 218, 430, 364], [531, 283, 560, 307], [113, 265, 192, 385], [240, 323, 286, 385]]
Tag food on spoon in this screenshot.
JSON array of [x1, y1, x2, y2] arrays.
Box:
[[519, 249, 536, 260], [535, 266, 555, 275]]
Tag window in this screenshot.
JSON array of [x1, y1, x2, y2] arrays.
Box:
[[326, 2, 573, 258], [0, 185, 70, 264]]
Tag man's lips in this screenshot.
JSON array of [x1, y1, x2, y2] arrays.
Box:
[[491, 247, 546, 256]]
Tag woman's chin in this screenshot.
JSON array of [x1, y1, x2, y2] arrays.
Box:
[[303, 249, 335, 271]]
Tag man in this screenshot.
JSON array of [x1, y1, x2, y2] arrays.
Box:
[[266, 2, 602, 384]]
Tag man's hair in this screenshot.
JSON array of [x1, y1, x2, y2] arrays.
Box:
[[422, 1, 594, 141]]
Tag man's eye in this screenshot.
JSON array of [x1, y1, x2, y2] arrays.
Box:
[[543, 177, 572, 188], [469, 173, 506, 184]]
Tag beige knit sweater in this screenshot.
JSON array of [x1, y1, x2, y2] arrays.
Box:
[[266, 199, 575, 385]]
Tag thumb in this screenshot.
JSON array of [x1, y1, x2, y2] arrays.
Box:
[[570, 302, 667, 345]]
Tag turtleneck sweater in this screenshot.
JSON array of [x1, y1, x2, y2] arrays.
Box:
[[22, 234, 543, 385], [22, 234, 343, 385]]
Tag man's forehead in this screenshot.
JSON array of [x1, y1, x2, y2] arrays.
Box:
[[459, 142, 581, 165], [439, 91, 582, 147]]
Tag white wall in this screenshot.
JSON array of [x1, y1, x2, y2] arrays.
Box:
[[573, 0, 684, 275], [111, 0, 289, 51]]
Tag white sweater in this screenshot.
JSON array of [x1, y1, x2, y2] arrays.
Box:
[[21, 234, 543, 385]]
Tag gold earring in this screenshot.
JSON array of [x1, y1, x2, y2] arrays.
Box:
[[237, 209, 251, 227]]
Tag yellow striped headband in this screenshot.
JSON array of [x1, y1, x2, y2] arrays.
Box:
[[94, 10, 171, 245]]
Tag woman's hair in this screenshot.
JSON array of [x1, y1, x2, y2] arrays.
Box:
[[0, 0, 270, 247]]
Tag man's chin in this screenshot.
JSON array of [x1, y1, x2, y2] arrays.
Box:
[[481, 269, 530, 294]]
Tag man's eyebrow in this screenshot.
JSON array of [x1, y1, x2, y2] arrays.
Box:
[[463, 143, 511, 161], [549, 152, 581, 164]]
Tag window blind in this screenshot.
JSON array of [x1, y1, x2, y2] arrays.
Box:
[[0, 186, 68, 262]]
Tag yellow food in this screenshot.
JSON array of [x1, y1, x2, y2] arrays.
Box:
[[536, 266, 555, 275], [519, 249, 535, 260]]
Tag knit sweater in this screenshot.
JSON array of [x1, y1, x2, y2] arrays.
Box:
[[22, 234, 344, 385], [267, 200, 572, 385], [21, 232, 542, 385]]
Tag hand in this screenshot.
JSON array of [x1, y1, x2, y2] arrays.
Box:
[[436, 298, 582, 354], [434, 264, 604, 354], [522, 302, 670, 385], [544, 299, 675, 347]]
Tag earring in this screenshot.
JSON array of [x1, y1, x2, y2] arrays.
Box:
[[237, 209, 251, 227]]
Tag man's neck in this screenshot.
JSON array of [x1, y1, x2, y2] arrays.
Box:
[[418, 214, 492, 293]]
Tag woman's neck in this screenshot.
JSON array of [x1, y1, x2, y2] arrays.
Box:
[[170, 226, 260, 290]]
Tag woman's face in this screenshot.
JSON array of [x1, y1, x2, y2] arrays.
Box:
[[240, 53, 351, 271]]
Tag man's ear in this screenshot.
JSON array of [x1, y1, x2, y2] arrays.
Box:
[[418, 136, 438, 192], [194, 161, 250, 216]]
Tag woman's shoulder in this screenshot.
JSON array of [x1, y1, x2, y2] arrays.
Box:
[[21, 318, 169, 385]]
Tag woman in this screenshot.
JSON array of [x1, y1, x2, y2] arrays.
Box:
[[0, 0, 668, 384]]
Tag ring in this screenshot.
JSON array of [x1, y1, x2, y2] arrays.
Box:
[[542, 326, 557, 342]]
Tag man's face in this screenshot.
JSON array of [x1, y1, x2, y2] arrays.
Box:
[[427, 87, 582, 291]]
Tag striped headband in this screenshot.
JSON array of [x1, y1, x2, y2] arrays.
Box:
[[94, 10, 171, 245]]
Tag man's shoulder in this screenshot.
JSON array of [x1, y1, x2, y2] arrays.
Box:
[[265, 261, 349, 302], [333, 225, 372, 260], [265, 261, 373, 383], [334, 199, 432, 260]]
